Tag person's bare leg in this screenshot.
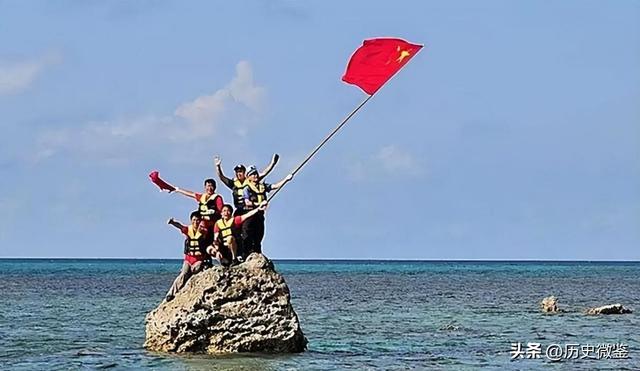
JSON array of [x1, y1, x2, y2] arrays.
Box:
[[227, 236, 238, 261], [190, 261, 203, 274], [165, 260, 191, 301]]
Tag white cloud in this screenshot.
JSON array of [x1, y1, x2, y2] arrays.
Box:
[[33, 116, 175, 162], [175, 60, 266, 134], [174, 89, 229, 136], [228, 61, 265, 111], [33, 61, 265, 162], [0, 52, 61, 95], [347, 145, 423, 181]]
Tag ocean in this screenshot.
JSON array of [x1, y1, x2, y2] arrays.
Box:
[[0, 259, 638, 370]]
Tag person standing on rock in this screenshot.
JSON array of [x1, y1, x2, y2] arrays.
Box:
[[214, 154, 279, 216], [242, 166, 293, 255], [165, 211, 215, 301], [214, 155, 278, 258], [213, 201, 268, 264], [172, 178, 225, 231]]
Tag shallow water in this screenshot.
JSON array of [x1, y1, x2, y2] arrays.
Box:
[[1, 259, 638, 370]]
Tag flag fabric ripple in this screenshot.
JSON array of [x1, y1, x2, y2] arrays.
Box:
[[342, 38, 423, 95]]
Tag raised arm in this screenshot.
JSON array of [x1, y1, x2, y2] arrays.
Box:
[[270, 173, 293, 191], [214, 156, 234, 190], [258, 153, 279, 180], [167, 218, 186, 231]]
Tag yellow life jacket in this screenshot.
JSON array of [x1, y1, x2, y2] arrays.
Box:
[[246, 182, 266, 209], [215, 218, 236, 247], [199, 193, 221, 221], [232, 178, 248, 209], [184, 225, 204, 255]]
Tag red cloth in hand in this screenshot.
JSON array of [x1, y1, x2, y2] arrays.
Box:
[[149, 171, 176, 192]]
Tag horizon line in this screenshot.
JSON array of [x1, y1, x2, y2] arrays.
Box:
[[0, 257, 638, 263]]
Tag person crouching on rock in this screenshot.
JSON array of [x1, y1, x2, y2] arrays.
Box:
[[213, 201, 268, 265], [165, 211, 214, 302]]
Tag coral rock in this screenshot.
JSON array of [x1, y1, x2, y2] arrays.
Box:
[[584, 304, 633, 315], [144, 253, 307, 354], [540, 296, 564, 313]]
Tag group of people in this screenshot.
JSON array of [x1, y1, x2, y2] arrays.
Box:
[[157, 154, 293, 301]]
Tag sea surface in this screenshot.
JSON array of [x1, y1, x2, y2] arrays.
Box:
[[0, 259, 638, 370]]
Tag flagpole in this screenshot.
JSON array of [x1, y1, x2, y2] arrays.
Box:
[[267, 93, 374, 202], [267, 38, 423, 203]]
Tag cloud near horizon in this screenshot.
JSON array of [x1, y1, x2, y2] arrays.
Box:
[[0, 52, 61, 95], [33, 61, 265, 162]]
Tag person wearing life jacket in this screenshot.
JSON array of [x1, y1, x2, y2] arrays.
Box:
[[165, 211, 215, 302], [173, 178, 224, 229], [213, 202, 268, 264], [214, 154, 279, 216], [242, 166, 293, 255]]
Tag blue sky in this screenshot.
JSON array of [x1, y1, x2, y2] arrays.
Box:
[[1, 0, 638, 259]]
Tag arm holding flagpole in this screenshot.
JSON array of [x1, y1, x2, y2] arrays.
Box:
[[270, 173, 294, 191]]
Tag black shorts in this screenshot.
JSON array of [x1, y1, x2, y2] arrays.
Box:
[[217, 244, 233, 266]]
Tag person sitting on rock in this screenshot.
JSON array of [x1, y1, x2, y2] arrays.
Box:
[[214, 201, 268, 265], [172, 178, 224, 230], [242, 166, 293, 255], [214, 154, 279, 216], [165, 211, 215, 302]]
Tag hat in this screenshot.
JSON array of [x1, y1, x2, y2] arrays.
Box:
[[233, 164, 246, 172], [246, 165, 258, 176]]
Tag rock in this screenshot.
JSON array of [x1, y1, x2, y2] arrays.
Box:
[[540, 296, 564, 313], [144, 253, 307, 354], [584, 304, 633, 315], [439, 322, 461, 331]]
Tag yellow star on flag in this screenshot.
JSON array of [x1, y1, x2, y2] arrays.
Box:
[[396, 46, 411, 63]]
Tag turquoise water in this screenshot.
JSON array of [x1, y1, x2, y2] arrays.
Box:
[[1, 259, 638, 370]]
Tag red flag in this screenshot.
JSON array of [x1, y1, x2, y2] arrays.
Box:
[[148, 171, 175, 192], [342, 38, 423, 95]]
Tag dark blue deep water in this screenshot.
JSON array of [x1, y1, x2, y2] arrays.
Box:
[[0, 259, 638, 370]]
